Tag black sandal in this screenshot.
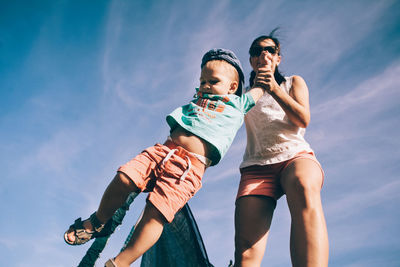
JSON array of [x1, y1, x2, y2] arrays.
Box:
[[64, 212, 105, 245]]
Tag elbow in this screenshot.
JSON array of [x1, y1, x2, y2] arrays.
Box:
[[299, 121, 309, 128], [288, 108, 310, 128], [299, 110, 310, 128], [297, 115, 310, 128], [290, 118, 308, 128]]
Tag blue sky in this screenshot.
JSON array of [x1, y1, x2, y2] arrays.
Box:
[[1, 0, 399, 266]]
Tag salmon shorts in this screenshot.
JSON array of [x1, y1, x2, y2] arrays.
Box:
[[237, 151, 324, 201], [118, 140, 206, 222]]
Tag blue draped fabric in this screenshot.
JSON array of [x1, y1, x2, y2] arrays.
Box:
[[78, 192, 139, 267], [140, 204, 214, 267], [78, 193, 214, 267]]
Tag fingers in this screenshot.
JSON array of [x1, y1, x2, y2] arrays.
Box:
[[253, 72, 273, 91], [257, 62, 272, 72], [256, 66, 273, 80], [254, 63, 274, 92], [256, 65, 272, 73], [253, 80, 269, 89]]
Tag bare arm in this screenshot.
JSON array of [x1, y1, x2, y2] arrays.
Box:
[[254, 53, 310, 128], [268, 75, 310, 128], [247, 85, 265, 103], [247, 62, 270, 103]]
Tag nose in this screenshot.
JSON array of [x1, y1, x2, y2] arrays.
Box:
[[202, 82, 210, 89], [260, 51, 273, 59], [200, 83, 210, 93], [259, 54, 271, 65], [261, 50, 271, 55]]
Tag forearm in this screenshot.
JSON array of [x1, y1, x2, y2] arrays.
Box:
[[248, 86, 265, 103], [269, 85, 310, 128]]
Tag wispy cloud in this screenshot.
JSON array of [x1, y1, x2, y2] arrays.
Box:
[[308, 60, 400, 156], [285, 1, 393, 76], [326, 180, 400, 222], [313, 61, 400, 121], [194, 205, 233, 221], [101, 0, 123, 94], [203, 167, 240, 183], [2, 1, 400, 266]]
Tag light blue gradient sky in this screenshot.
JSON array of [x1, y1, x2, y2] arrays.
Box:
[[1, 0, 399, 266]]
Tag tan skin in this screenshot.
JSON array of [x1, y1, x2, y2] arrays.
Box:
[[234, 39, 329, 267], [66, 60, 267, 267]]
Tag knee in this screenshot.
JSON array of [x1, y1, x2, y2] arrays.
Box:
[[284, 163, 322, 196], [235, 233, 252, 252], [143, 202, 168, 225], [282, 160, 323, 199], [285, 174, 323, 212], [292, 174, 321, 197], [114, 172, 138, 192], [235, 235, 264, 264], [234, 247, 263, 267]]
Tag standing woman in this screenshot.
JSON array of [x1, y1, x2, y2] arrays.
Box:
[[234, 31, 329, 267]]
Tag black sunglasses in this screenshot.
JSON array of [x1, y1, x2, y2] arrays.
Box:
[[249, 46, 278, 57]]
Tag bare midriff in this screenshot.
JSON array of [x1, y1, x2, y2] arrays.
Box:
[[169, 126, 210, 159]]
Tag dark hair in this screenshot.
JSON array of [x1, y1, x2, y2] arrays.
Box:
[[249, 28, 286, 87]]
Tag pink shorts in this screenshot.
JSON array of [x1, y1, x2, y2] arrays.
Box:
[[237, 151, 324, 201], [118, 140, 206, 222]]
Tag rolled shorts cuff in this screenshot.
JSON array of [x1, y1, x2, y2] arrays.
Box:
[[236, 151, 324, 201]]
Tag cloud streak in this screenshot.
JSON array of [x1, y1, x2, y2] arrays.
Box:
[[2, 1, 399, 266], [313, 61, 400, 122]]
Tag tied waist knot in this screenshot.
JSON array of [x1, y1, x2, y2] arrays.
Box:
[[160, 149, 192, 182]]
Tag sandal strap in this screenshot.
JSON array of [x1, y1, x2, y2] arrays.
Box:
[[65, 217, 95, 245], [89, 212, 105, 233], [104, 258, 118, 267], [75, 227, 94, 240], [64, 212, 107, 246], [73, 217, 84, 229]]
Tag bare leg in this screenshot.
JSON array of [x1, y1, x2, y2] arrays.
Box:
[[96, 172, 139, 223], [234, 196, 276, 267], [114, 202, 167, 266], [280, 159, 329, 267], [66, 172, 139, 242]]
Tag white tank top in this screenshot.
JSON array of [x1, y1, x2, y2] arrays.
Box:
[[240, 76, 313, 168]]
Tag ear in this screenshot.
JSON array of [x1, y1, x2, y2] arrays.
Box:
[[228, 81, 239, 94], [276, 55, 281, 66]]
